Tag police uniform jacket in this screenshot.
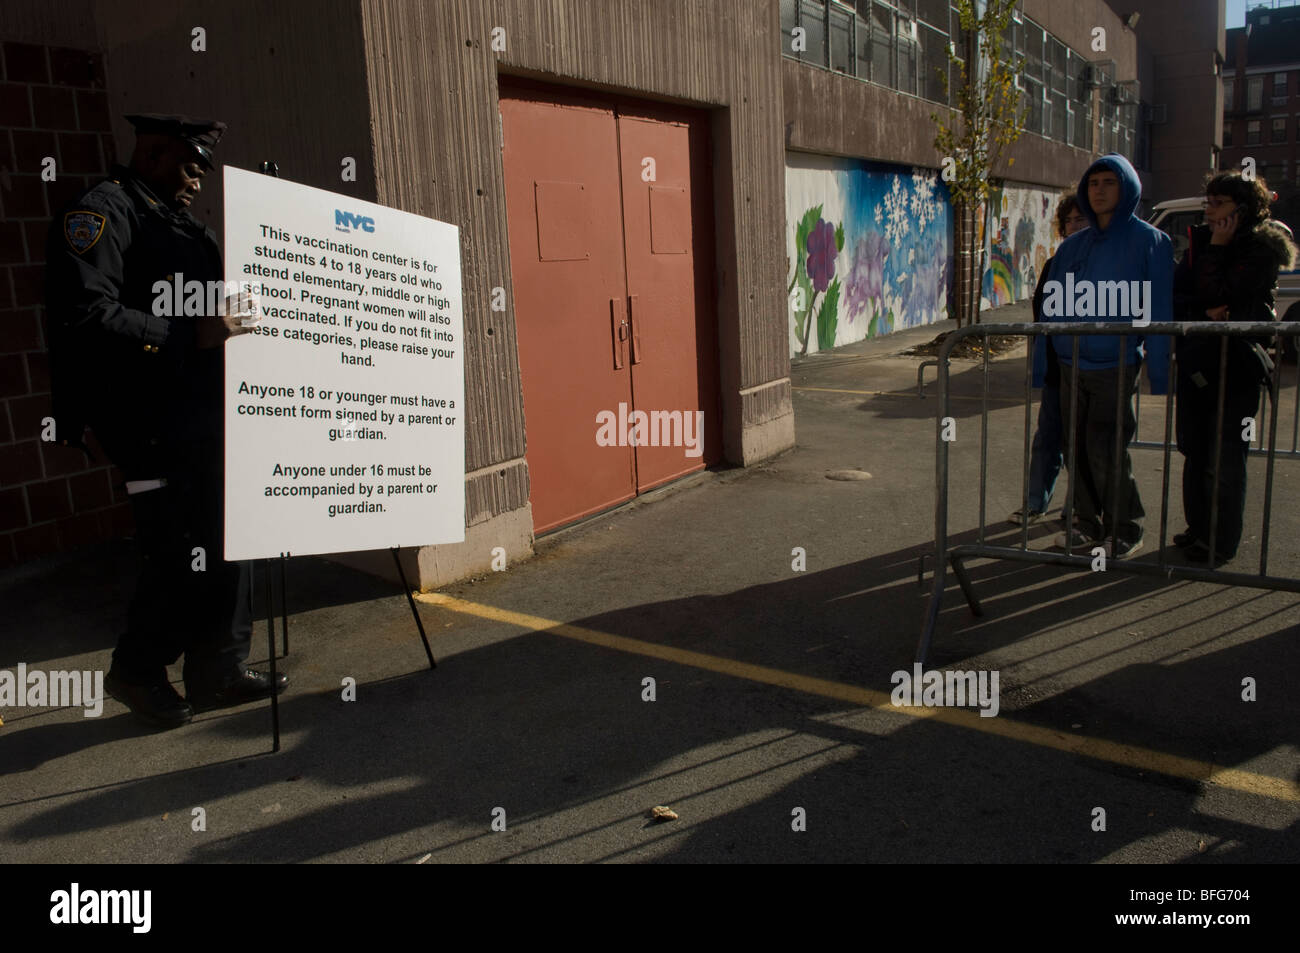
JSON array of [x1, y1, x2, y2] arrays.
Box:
[[45, 164, 224, 481]]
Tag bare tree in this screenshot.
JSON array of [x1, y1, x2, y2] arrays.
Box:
[[933, 0, 1026, 327]]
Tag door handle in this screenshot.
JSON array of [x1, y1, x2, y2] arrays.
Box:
[[610, 297, 627, 370], [628, 294, 641, 365]]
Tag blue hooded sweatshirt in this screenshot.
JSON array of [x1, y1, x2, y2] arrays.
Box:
[[1032, 154, 1173, 394]]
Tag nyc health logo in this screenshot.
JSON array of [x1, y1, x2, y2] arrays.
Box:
[[335, 209, 375, 234]]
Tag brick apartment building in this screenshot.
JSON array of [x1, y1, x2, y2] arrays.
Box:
[[1222, 1, 1300, 232]]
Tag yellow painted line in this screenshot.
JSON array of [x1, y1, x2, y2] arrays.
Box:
[[793, 386, 1023, 404], [415, 592, 1300, 804]]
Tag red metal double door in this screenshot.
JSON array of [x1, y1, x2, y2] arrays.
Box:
[[500, 83, 720, 534]]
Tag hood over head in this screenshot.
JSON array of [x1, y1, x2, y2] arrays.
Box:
[[1076, 153, 1142, 230], [1253, 219, 1299, 271]]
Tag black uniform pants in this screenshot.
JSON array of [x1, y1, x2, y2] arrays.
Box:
[[95, 422, 251, 688], [1058, 362, 1145, 546], [1176, 367, 1261, 559]]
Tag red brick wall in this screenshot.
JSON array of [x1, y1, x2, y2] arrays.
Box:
[[0, 40, 133, 568]]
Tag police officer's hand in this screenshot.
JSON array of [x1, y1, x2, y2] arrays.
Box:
[[196, 291, 260, 348]]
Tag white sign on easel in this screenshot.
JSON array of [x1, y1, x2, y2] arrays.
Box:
[[222, 166, 464, 560]]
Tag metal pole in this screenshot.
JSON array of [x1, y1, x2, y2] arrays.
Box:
[[1063, 337, 1081, 553], [916, 326, 961, 664], [280, 554, 288, 656], [978, 327, 989, 545], [1158, 348, 1175, 573], [392, 548, 437, 670], [1021, 336, 1033, 551], [1207, 338, 1229, 563], [1260, 331, 1283, 576], [1108, 336, 1128, 557], [264, 557, 280, 753]]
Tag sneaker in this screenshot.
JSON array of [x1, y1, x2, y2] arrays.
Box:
[[1173, 529, 1197, 547], [105, 668, 193, 730], [1009, 508, 1045, 525], [1107, 537, 1144, 560]]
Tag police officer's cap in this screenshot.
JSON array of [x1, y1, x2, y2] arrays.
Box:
[[126, 113, 226, 169]]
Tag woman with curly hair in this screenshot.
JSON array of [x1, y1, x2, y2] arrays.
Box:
[[1173, 171, 1298, 564]]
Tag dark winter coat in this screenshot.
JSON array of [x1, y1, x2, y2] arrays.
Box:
[[1173, 218, 1298, 390]]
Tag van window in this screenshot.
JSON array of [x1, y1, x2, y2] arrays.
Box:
[[1157, 210, 1203, 261]]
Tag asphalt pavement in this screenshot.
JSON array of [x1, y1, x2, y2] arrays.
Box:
[[2, 301, 1297, 863]]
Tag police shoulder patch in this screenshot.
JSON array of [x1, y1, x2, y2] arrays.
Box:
[[64, 210, 107, 254]]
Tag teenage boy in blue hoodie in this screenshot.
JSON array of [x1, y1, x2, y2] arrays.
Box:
[[1032, 154, 1173, 560]]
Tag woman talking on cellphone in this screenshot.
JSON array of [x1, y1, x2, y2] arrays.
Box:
[[1173, 171, 1297, 564]]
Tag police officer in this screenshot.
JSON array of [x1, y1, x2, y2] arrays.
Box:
[[45, 113, 287, 729]]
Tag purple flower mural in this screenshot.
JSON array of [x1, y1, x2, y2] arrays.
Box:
[[786, 158, 954, 356], [906, 243, 947, 324], [788, 206, 845, 355], [845, 232, 889, 324], [806, 220, 837, 293]]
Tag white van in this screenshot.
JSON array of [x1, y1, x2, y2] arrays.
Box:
[[1149, 198, 1300, 358]]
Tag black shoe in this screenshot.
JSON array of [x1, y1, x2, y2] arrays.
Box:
[[187, 668, 288, 713], [105, 668, 193, 730], [1173, 529, 1197, 547]]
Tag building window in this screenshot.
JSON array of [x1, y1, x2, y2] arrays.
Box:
[[1223, 122, 1233, 147], [871, 1, 895, 89], [1223, 77, 1234, 110], [1273, 116, 1287, 142], [781, 0, 799, 53], [1248, 76, 1263, 111], [1273, 71, 1288, 105], [799, 0, 828, 67], [1022, 76, 1043, 135], [896, 14, 918, 95], [915, 0, 947, 29], [919, 20, 948, 103], [830, 1, 855, 75], [1247, 119, 1261, 144]]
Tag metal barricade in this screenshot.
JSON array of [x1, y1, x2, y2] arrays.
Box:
[[917, 321, 1300, 665]]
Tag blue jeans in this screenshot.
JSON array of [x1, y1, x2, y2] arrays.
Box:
[[1026, 384, 1062, 513]]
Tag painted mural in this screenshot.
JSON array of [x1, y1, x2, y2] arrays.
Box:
[[787, 156, 1066, 357], [978, 181, 1063, 310], [786, 154, 954, 357]]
